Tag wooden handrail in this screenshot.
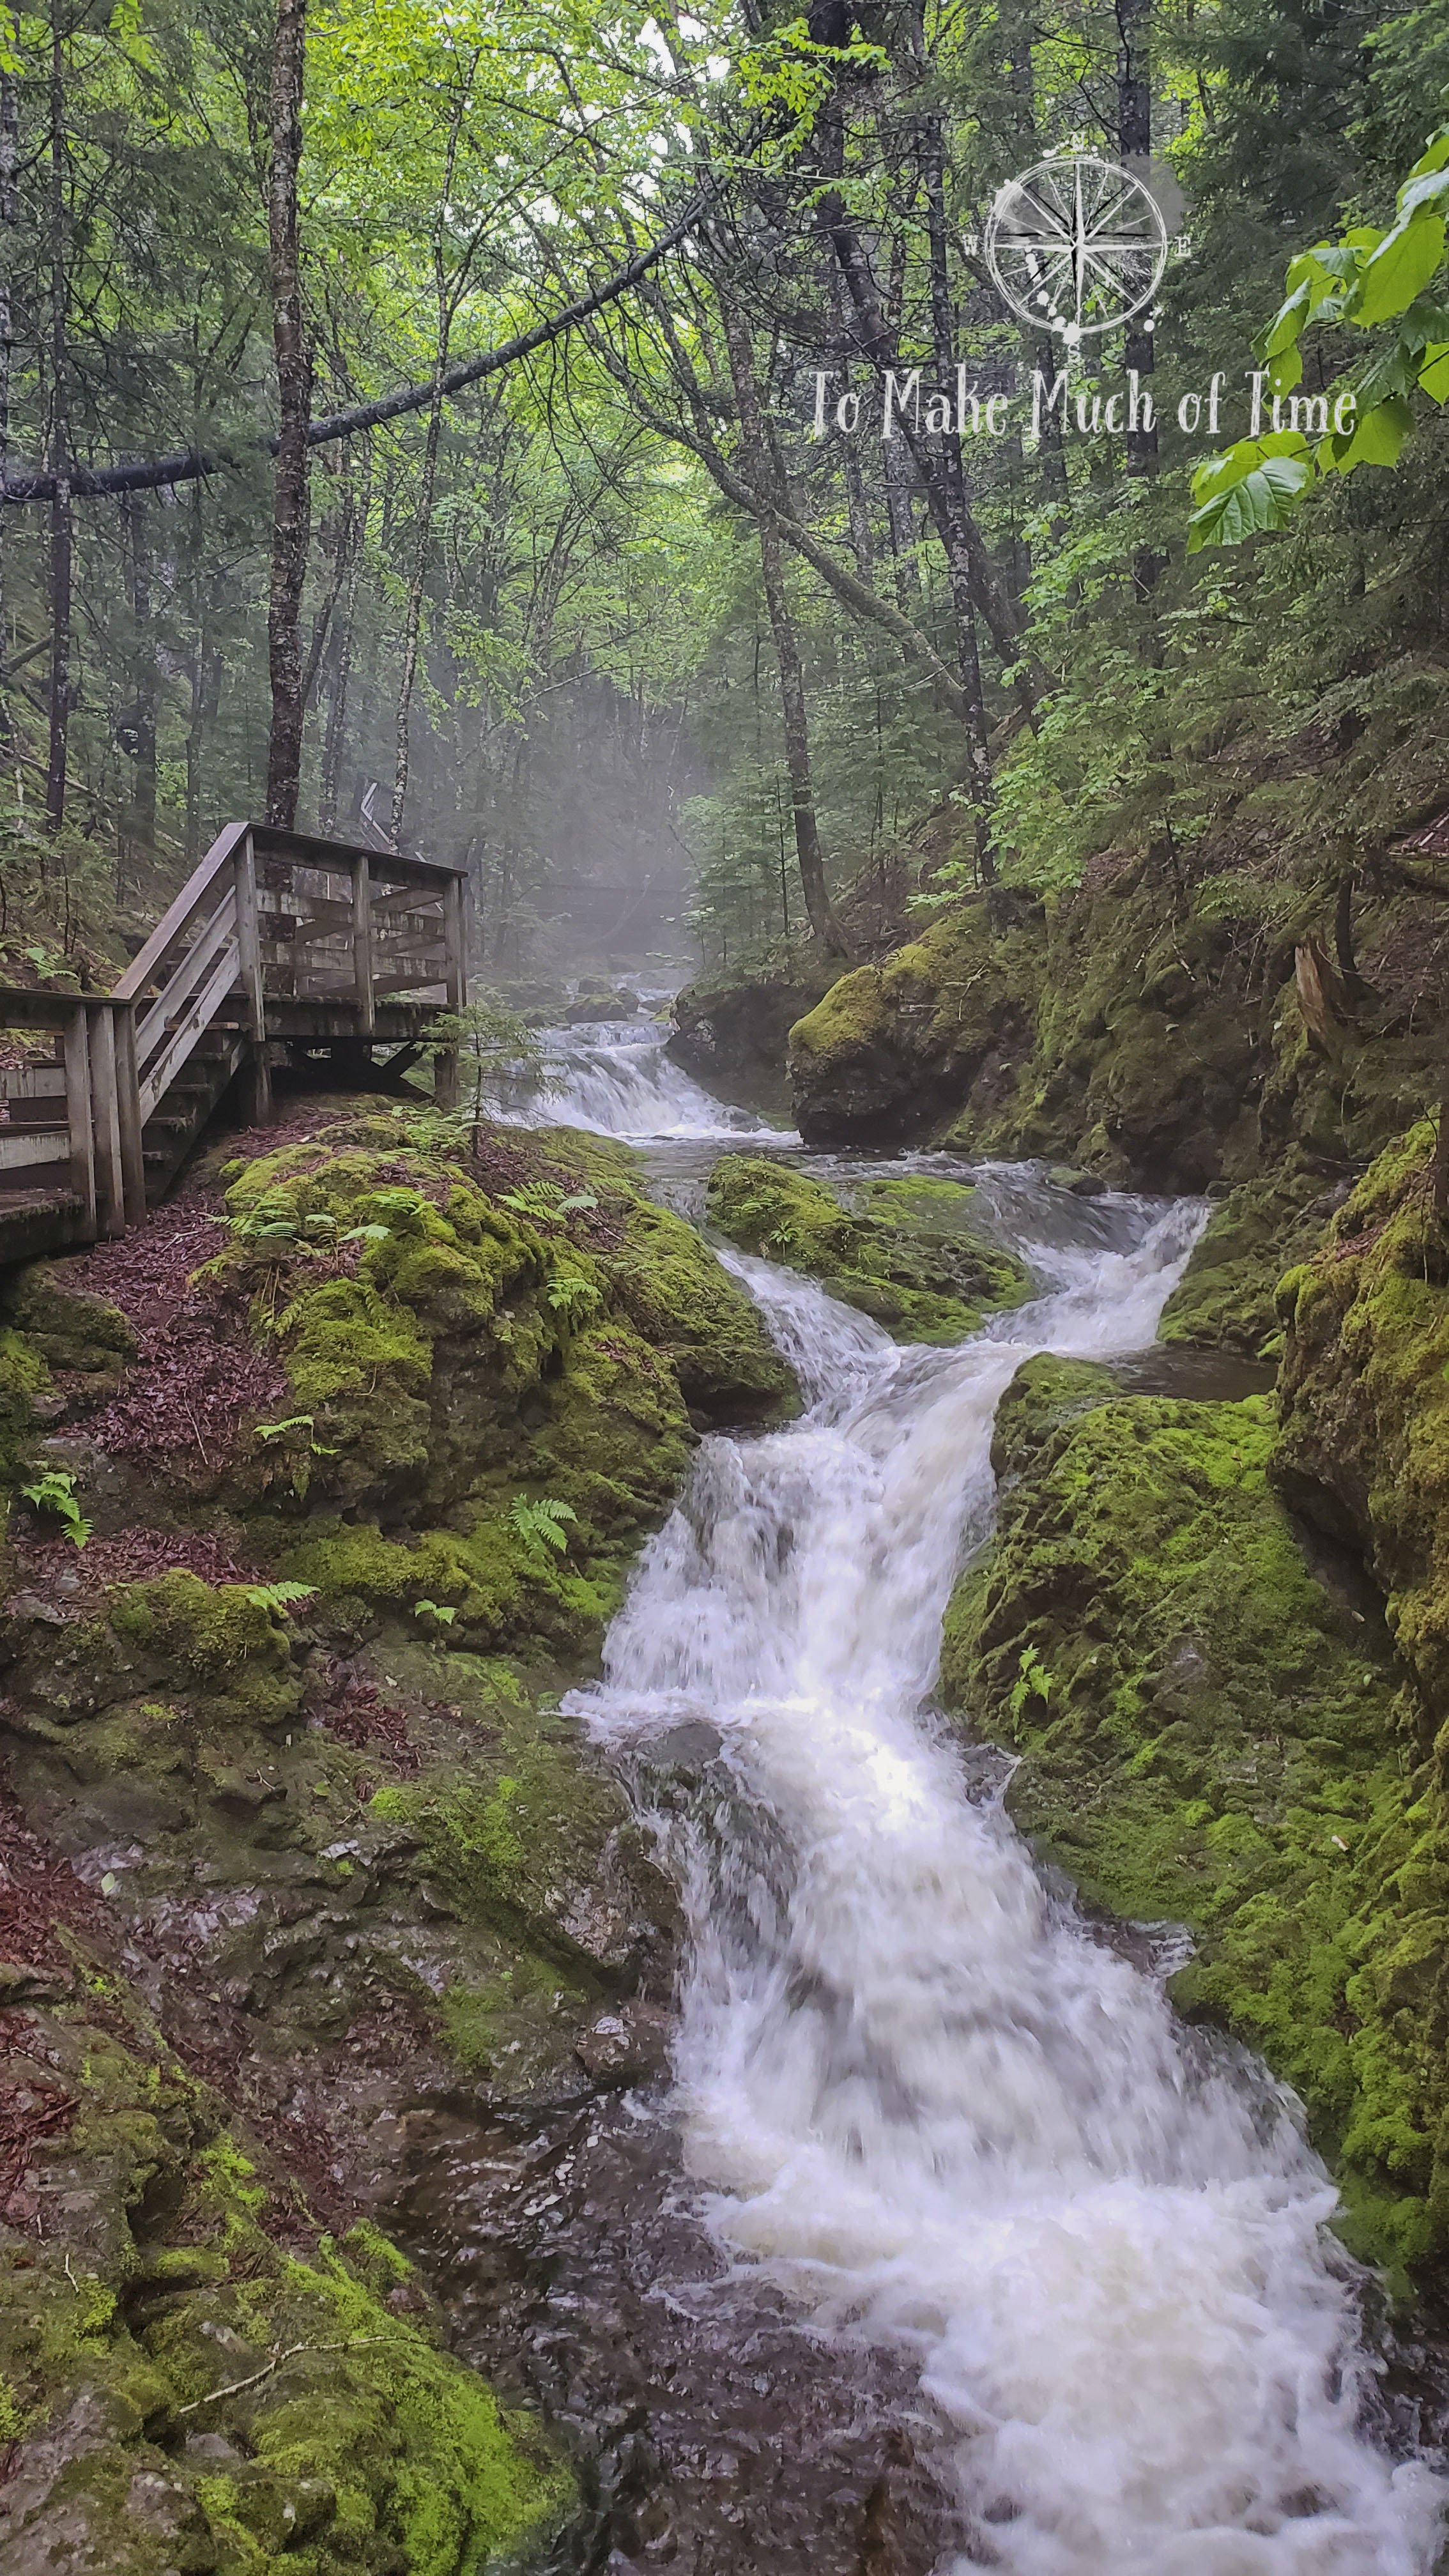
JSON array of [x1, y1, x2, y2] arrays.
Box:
[[0, 820, 468, 1254], [113, 818, 251, 1000]]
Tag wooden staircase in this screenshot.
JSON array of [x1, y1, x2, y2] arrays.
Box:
[[0, 822, 468, 1266]]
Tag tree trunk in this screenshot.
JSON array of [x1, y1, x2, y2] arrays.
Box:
[[1117, 0, 1160, 596], [722, 306, 850, 958], [119, 493, 158, 894], [264, 0, 312, 830], [45, 2, 71, 835], [908, 15, 997, 880], [0, 19, 19, 763], [389, 378, 446, 847], [319, 438, 369, 833]]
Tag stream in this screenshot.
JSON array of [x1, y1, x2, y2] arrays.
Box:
[[407, 1013, 1447, 2574]]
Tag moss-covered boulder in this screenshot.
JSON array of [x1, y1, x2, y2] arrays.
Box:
[[707, 1156, 1032, 1344], [1158, 1167, 1349, 1356], [1275, 1122, 1449, 1720], [670, 958, 842, 1092], [0, 2004, 570, 2574], [532, 1129, 797, 1423], [941, 1353, 1446, 2269], [786, 901, 1043, 1150]]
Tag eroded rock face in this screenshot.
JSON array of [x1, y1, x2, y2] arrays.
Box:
[[0, 1100, 797, 2576], [670, 962, 842, 1097], [939, 1347, 1448, 2270]]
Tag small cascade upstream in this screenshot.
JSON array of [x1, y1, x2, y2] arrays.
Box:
[[502, 1013, 789, 1143], [480, 1022, 1444, 2569]]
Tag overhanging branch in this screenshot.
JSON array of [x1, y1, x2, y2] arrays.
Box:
[[0, 188, 711, 506]]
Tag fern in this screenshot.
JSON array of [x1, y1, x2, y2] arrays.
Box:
[[509, 1495, 578, 1559], [498, 1181, 598, 1223], [256, 1415, 314, 1441], [1008, 1644, 1054, 1722], [20, 1468, 91, 1549], [238, 1581, 318, 1613]]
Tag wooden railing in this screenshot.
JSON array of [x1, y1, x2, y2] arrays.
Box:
[[0, 821, 468, 1251]]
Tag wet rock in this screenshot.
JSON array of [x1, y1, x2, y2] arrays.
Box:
[[574, 2000, 672, 2085]]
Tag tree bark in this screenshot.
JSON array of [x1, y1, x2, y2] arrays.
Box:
[[1117, 0, 1161, 597], [0, 14, 18, 762], [45, 1, 70, 834], [119, 493, 158, 893], [722, 306, 850, 958], [319, 438, 369, 833], [264, 0, 312, 829]]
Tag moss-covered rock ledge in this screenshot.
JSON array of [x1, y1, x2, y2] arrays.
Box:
[[0, 1099, 798, 2573], [940, 1352, 1445, 2274], [707, 1156, 1031, 1344]]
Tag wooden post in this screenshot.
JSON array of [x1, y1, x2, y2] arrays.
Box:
[[63, 1003, 97, 1236], [89, 1004, 126, 1238], [443, 871, 467, 1014], [233, 825, 272, 1124], [434, 869, 466, 1108], [351, 852, 375, 1037], [113, 1000, 148, 1223]]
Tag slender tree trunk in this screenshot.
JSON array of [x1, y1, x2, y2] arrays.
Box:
[[119, 493, 158, 893], [264, 0, 312, 829], [722, 307, 850, 958], [391, 95, 471, 848], [0, 17, 19, 765], [389, 376, 447, 847], [908, 14, 996, 879], [319, 437, 369, 832], [1117, 0, 1160, 597], [44, 6, 72, 837]]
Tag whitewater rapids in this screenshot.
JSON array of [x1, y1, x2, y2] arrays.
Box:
[[568, 1189, 1445, 2573]]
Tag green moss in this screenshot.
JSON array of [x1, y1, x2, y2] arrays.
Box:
[[107, 1571, 303, 1732], [0, 2004, 571, 2573], [940, 1365, 1441, 2266], [1159, 1167, 1343, 1355], [1275, 1121, 1449, 1716], [708, 1154, 1031, 1344], [0, 1322, 55, 1487], [786, 901, 1044, 1149], [535, 1127, 797, 1422]]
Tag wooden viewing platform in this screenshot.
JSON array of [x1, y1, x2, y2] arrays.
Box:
[[0, 820, 468, 1267]]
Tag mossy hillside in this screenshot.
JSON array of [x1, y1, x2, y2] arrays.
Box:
[[940, 1356, 1444, 2268], [782, 866, 1443, 1214], [1275, 1122, 1449, 1722], [707, 1155, 1031, 1344], [0, 2000, 570, 2573], [786, 901, 1044, 1150]]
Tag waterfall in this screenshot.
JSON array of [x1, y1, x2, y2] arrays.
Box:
[[569, 1199, 1444, 2573], [500, 1015, 792, 1144]]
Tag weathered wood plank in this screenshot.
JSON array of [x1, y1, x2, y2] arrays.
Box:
[[63, 1006, 98, 1236]]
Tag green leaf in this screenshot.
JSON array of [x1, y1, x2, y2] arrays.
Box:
[[1409, 125, 1449, 179], [1421, 342, 1449, 401], [1188, 452, 1314, 551], [1331, 395, 1414, 470], [1353, 215, 1447, 326]]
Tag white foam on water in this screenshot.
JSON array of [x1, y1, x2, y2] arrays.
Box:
[[572, 1194, 1445, 2574], [498, 1017, 791, 1143]]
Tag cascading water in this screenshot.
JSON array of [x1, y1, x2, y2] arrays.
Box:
[[503, 1014, 790, 1144], [570, 1202, 1445, 2573]]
